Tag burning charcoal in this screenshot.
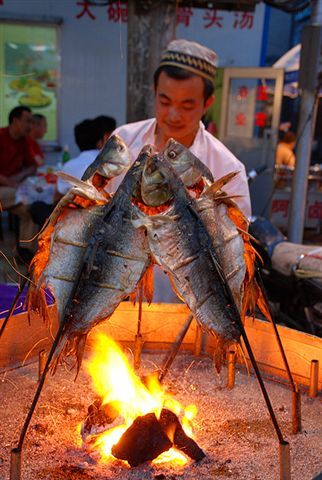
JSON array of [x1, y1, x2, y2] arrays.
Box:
[[81, 398, 120, 441], [111, 412, 172, 467], [159, 408, 205, 461]]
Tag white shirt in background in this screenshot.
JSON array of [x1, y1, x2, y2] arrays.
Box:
[[57, 149, 99, 195], [111, 118, 251, 218]]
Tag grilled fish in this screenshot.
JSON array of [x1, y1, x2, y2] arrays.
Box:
[[136, 153, 241, 369], [53, 145, 154, 371], [28, 135, 131, 325], [164, 140, 248, 313], [164, 140, 269, 321], [163, 138, 213, 187]]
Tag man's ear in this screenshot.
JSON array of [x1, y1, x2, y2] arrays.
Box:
[[204, 94, 215, 112]]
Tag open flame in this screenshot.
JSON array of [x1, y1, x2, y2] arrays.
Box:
[[82, 333, 198, 466]]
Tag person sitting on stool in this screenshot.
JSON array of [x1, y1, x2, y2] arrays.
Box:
[[0, 106, 39, 264]]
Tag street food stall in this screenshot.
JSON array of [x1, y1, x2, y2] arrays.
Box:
[[272, 163, 322, 231]]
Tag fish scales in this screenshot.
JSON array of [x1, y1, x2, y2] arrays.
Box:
[[54, 146, 154, 369], [28, 135, 131, 325], [40, 206, 105, 322], [138, 154, 241, 344], [196, 197, 246, 312], [164, 139, 246, 313]]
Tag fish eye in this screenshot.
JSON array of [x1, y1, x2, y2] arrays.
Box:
[[168, 150, 177, 160], [117, 144, 124, 152]]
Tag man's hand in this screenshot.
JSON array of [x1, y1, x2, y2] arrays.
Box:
[[11, 166, 36, 183], [0, 174, 18, 188]]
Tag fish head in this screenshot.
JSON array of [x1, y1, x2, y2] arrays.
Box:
[[141, 152, 174, 206], [163, 138, 202, 187], [130, 144, 157, 200], [82, 134, 130, 182]]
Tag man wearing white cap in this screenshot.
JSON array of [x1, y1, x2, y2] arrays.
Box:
[[112, 39, 251, 302]]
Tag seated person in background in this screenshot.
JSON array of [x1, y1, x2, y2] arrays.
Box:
[[0, 106, 39, 263], [57, 115, 116, 195], [27, 113, 47, 166], [275, 131, 296, 168], [30, 115, 116, 226]]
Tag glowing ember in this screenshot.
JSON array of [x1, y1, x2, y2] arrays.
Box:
[[83, 333, 199, 466]]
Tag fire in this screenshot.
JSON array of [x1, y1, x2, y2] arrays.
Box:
[[83, 333, 198, 466]]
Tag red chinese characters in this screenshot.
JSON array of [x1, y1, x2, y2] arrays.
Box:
[[235, 113, 247, 126], [238, 86, 249, 99], [257, 85, 268, 101], [108, 2, 128, 23], [176, 7, 193, 27], [233, 12, 254, 29], [76, 0, 96, 20], [271, 199, 290, 218], [255, 111, 268, 128], [308, 201, 322, 219], [203, 9, 223, 29]]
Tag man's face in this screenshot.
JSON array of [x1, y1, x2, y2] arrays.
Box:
[[13, 110, 33, 138], [33, 118, 47, 139], [155, 71, 214, 147]]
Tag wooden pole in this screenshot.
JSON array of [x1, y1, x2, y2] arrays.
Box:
[[291, 384, 301, 434], [279, 441, 291, 480], [227, 350, 236, 390], [134, 286, 143, 370], [10, 448, 21, 480], [309, 359, 319, 398]]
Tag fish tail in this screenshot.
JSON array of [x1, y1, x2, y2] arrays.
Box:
[[50, 331, 87, 376], [26, 284, 50, 325], [213, 336, 239, 373], [212, 336, 226, 373], [237, 342, 250, 378]]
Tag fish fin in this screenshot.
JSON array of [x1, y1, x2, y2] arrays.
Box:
[[132, 212, 179, 229], [56, 173, 106, 202], [26, 284, 50, 325], [132, 216, 152, 230], [255, 281, 273, 322], [237, 342, 250, 378], [203, 171, 240, 198], [130, 264, 154, 305], [168, 273, 184, 302], [56, 171, 91, 189], [212, 336, 226, 373], [213, 337, 239, 373], [50, 332, 87, 377]]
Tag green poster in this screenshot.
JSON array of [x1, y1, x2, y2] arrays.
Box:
[[0, 23, 59, 142], [203, 67, 224, 138]]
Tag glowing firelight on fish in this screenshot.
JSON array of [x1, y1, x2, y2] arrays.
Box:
[[83, 333, 198, 465]]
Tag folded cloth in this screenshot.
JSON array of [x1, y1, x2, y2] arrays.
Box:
[[0, 283, 54, 317]]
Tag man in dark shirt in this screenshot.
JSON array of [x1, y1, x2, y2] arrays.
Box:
[[0, 106, 38, 263], [27, 113, 47, 166]]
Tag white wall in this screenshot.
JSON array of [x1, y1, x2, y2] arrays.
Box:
[[0, 0, 265, 158]]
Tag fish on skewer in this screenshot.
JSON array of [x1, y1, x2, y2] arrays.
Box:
[[27, 135, 131, 324], [163, 139, 266, 319], [52, 145, 155, 372], [135, 153, 242, 370]]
